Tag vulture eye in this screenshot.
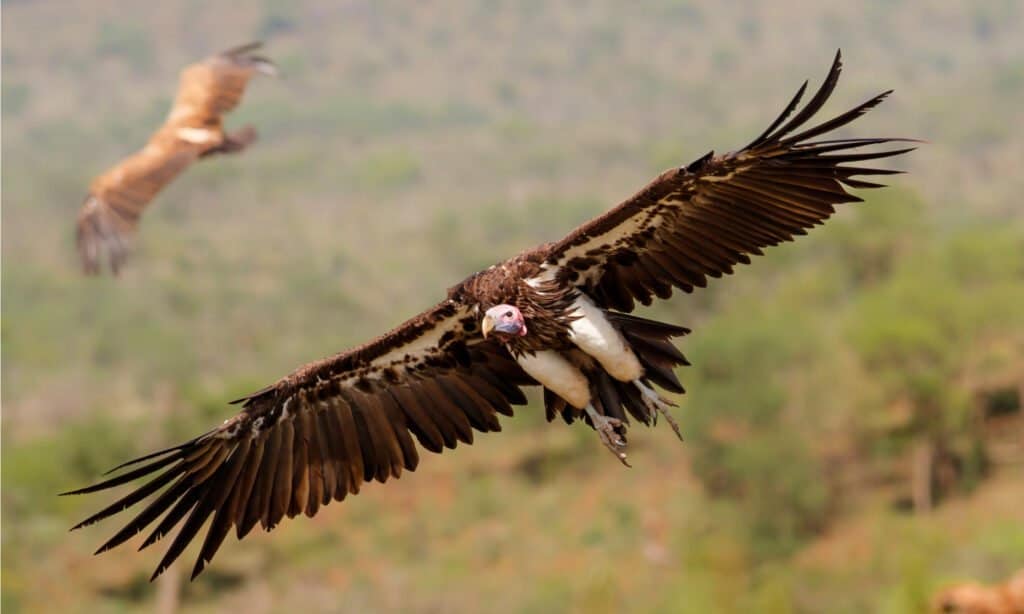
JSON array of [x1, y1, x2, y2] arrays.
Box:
[[504, 311, 513, 318]]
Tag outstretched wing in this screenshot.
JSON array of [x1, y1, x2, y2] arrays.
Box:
[[166, 41, 276, 128], [75, 43, 274, 274], [543, 51, 917, 311], [64, 299, 533, 580], [76, 146, 198, 274]]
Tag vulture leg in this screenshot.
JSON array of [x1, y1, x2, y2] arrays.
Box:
[[633, 380, 682, 441], [584, 405, 630, 467], [200, 125, 257, 158]]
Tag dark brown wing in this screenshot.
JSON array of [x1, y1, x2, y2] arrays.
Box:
[[542, 51, 917, 311], [63, 299, 533, 581]]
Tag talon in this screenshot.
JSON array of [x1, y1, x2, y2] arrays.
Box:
[[634, 380, 683, 441], [585, 405, 631, 466], [661, 410, 683, 441], [610, 450, 629, 464]]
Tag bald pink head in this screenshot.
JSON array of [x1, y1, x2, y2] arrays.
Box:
[[481, 304, 527, 339]]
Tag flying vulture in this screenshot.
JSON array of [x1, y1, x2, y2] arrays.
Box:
[[65, 51, 915, 580], [75, 42, 276, 275]]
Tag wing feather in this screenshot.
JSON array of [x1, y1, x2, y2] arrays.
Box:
[[65, 300, 533, 579], [238, 426, 279, 537], [389, 386, 446, 453], [77, 147, 198, 274], [544, 50, 917, 308], [169, 42, 275, 125]]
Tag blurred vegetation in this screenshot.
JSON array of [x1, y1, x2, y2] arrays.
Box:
[[3, 1, 1023, 612]]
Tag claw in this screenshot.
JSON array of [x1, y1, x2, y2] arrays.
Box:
[[660, 408, 683, 441], [585, 405, 631, 467], [634, 380, 683, 441]]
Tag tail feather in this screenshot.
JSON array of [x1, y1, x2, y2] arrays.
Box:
[[605, 311, 691, 340], [76, 194, 134, 275], [544, 310, 691, 427]]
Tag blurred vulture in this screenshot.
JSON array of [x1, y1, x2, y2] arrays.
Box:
[[66, 51, 915, 580], [75, 42, 275, 275], [932, 569, 1024, 613]]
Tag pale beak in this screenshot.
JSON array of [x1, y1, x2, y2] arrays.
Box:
[[480, 315, 526, 339], [481, 314, 496, 339]]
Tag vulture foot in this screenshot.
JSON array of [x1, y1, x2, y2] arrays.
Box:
[[634, 380, 683, 441], [586, 405, 630, 467]]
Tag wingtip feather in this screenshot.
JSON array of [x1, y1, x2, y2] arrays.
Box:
[[219, 41, 264, 57]]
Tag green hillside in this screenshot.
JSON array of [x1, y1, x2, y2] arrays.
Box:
[[3, 1, 1023, 612]]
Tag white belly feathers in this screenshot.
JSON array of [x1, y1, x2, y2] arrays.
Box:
[[566, 295, 643, 382], [515, 351, 591, 409], [176, 127, 219, 145]]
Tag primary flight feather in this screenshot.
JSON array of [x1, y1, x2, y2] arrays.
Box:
[[75, 42, 276, 275], [65, 51, 915, 580]]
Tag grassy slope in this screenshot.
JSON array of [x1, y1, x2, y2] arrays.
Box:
[[3, 1, 1023, 612]]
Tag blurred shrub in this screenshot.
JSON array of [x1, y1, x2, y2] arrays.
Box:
[[259, 0, 298, 39], [311, 95, 431, 137], [825, 188, 927, 284], [685, 306, 832, 558], [476, 196, 604, 249], [3, 414, 141, 519], [646, 138, 691, 172], [672, 188, 1019, 554], [305, 94, 487, 139], [347, 148, 421, 192], [493, 80, 520, 105], [94, 22, 154, 72], [2, 81, 30, 117], [994, 60, 1024, 95], [846, 225, 1024, 500], [520, 143, 568, 179], [654, 0, 704, 23]]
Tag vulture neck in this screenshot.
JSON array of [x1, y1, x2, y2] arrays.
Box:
[[503, 278, 579, 357]]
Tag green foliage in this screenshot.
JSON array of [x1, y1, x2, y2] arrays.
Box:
[[94, 21, 154, 72], [847, 226, 1024, 454], [347, 148, 422, 192], [2, 81, 30, 117], [3, 415, 140, 519], [294, 94, 488, 140], [654, 0, 704, 22], [849, 274, 960, 379], [647, 138, 691, 173], [684, 306, 832, 557], [259, 0, 298, 39], [825, 188, 927, 284]]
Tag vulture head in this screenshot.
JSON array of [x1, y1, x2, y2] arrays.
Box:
[[481, 304, 527, 339]]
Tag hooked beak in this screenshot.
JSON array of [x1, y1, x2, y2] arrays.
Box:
[[481, 314, 526, 339]]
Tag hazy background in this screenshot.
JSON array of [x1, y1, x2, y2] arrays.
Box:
[[3, 1, 1023, 612]]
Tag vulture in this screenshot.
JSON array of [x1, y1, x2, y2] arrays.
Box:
[[75, 42, 276, 275], [932, 569, 1024, 613], [65, 51, 915, 580]]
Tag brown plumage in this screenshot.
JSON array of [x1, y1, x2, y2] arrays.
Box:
[[75, 42, 275, 275], [65, 50, 916, 580], [932, 569, 1024, 614]]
